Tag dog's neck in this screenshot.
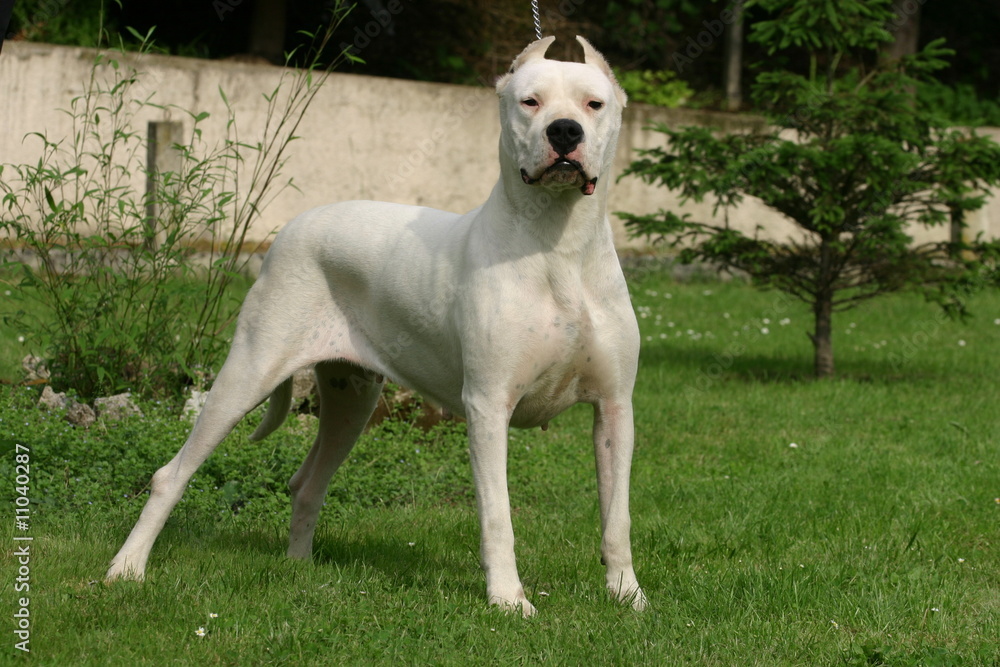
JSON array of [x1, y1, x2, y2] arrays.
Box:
[[486, 152, 613, 260]]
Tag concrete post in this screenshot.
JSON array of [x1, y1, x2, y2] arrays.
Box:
[[145, 120, 184, 250]]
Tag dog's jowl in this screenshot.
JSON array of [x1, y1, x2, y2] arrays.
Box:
[[107, 36, 646, 617]]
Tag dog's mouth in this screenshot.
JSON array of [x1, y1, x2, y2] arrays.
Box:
[[521, 158, 598, 196]]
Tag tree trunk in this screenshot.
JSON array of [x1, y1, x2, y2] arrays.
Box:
[[0, 0, 13, 56], [811, 236, 835, 378], [948, 201, 965, 256], [881, 0, 921, 62], [722, 4, 744, 111], [812, 294, 834, 378], [249, 0, 288, 63]]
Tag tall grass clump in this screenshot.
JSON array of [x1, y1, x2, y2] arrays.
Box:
[[0, 11, 352, 399]]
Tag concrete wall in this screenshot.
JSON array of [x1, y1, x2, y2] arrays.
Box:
[[2, 41, 998, 250]]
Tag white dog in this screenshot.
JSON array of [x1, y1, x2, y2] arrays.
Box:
[[107, 35, 646, 616]]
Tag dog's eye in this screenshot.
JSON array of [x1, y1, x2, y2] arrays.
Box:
[[521, 98, 539, 108], [588, 100, 604, 111]]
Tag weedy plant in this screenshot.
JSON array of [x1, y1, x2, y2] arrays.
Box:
[[0, 9, 353, 398]]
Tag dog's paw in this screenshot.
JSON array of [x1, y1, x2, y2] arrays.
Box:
[[623, 587, 648, 611], [488, 592, 537, 618], [607, 575, 647, 611], [105, 560, 145, 582]]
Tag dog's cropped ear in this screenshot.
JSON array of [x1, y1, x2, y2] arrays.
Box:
[[510, 35, 556, 72], [576, 36, 628, 108], [495, 35, 556, 95]]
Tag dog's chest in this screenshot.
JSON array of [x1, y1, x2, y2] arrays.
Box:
[[508, 306, 601, 428]]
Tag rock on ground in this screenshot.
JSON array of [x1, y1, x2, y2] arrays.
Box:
[[37, 385, 68, 410], [66, 402, 96, 428], [94, 393, 143, 421], [181, 388, 209, 423], [36, 386, 140, 428], [21, 355, 50, 382], [292, 368, 317, 401]]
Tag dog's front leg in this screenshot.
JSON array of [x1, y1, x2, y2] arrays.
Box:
[[593, 399, 647, 610], [465, 399, 536, 617]]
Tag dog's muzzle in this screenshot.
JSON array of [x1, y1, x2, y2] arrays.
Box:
[[520, 160, 598, 196]]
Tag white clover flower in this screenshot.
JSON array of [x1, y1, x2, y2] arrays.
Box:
[[789, 443, 798, 448], [17, 335, 25, 343], [761, 327, 769, 334], [958, 340, 966, 347]]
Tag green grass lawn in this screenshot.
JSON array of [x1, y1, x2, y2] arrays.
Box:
[[2, 267, 999, 665]]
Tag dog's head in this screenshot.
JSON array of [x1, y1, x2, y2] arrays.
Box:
[[495, 36, 627, 196]]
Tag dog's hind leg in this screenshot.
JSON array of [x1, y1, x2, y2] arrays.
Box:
[[106, 336, 298, 581], [286, 361, 384, 560]]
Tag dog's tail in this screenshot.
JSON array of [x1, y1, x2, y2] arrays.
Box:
[[249, 376, 294, 441]]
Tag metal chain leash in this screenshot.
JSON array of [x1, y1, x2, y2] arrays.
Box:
[[531, 0, 542, 40]]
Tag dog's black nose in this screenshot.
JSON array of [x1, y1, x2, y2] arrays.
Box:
[[546, 119, 584, 155]]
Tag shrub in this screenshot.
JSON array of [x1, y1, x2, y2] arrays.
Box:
[[917, 80, 1000, 128], [618, 0, 1000, 378], [615, 68, 692, 108]]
